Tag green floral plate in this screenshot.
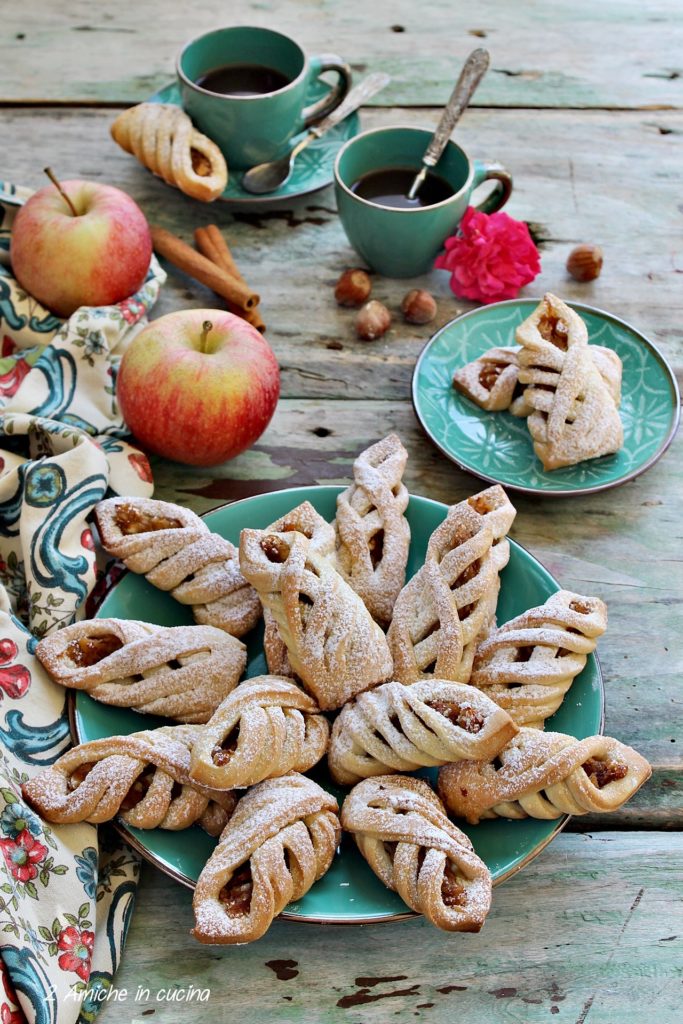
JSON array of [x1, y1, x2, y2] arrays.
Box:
[[412, 299, 680, 497], [148, 81, 359, 205], [73, 486, 604, 924]]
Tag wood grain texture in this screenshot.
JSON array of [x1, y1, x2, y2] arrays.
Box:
[[103, 833, 683, 1024], [1, 0, 682, 109], [1, 107, 681, 402]]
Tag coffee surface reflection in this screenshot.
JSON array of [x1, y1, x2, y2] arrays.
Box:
[[350, 167, 454, 209], [195, 63, 292, 97]]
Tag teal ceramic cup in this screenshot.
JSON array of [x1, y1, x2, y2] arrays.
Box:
[[177, 26, 351, 168], [334, 126, 513, 278]]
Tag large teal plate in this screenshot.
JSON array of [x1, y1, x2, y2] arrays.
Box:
[[148, 81, 359, 205], [412, 299, 680, 497], [74, 486, 604, 923]]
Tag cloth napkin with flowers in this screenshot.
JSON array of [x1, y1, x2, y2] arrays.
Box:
[[0, 181, 165, 1024]]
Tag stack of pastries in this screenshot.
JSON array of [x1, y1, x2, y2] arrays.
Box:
[[23, 433, 651, 943], [452, 294, 624, 471]]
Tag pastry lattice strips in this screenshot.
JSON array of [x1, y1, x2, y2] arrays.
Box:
[[452, 344, 622, 417], [262, 501, 337, 679], [95, 497, 261, 638], [23, 725, 236, 835], [341, 776, 492, 932], [190, 675, 330, 790], [515, 293, 624, 471], [193, 773, 340, 944], [437, 727, 651, 824], [470, 590, 608, 728], [239, 527, 393, 710], [329, 679, 518, 785], [36, 618, 246, 724], [387, 486, 516, 686], [335, 433, 411, 627], [111, 103, 228, 202]]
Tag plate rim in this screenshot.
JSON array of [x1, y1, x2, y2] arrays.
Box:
[[74, 484, 606, 924], [411, 297, 681, 498], [148, 80, 360, 206]]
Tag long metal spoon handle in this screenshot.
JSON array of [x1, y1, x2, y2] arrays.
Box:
[[309, 72, 392, 139], [407, 48, 490, 199], [424, 48, 490, 165]]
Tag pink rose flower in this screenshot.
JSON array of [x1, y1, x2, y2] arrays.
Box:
[[435, 206, 541, 304]]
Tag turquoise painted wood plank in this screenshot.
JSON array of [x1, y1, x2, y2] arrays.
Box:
[[0, 0, 681, 108], [104, 832, 683, 1024]]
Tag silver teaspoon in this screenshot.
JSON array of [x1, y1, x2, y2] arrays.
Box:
[[407, 48, 490, 201], [241, 72, 391, 195]]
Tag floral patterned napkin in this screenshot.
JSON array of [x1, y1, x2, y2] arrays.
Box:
[[0, 182, 166, 1024]]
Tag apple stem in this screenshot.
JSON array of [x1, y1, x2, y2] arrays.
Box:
[[43, 167, 78, 217], [199, 320, 213, 354]]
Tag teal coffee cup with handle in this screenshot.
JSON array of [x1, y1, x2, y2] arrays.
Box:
[[177, 26, 351, 169], [334, 125, 513, 278]]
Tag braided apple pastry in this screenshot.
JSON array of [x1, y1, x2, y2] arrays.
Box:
[[452, 344, 622, 417], [329, 679, 517, 785], [470, 590, 608, 728], [190, 675, 329, 790], [239, 527, 393, 710], [36, 618, 246, 724], [335, 434, 410, 626], [23, 725, 236, 835], [387, 486, 516, 686], [453, 346, 521, 412], [438, 727, 651, 824], [515, 294, 623, 470], [341, 775, 491, 932], [111, 103, 228, 202], [193, 773, 340, 943], [262, 501, 337, 678], [95, 497, 261, 638]]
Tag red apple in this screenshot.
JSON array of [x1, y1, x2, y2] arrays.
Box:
[[11, 179, 152, 317], [117, 309, 280, 466]]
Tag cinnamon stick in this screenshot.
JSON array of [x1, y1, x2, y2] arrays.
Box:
[[195, 226, 265, 333], [150, 226, 259, 312]]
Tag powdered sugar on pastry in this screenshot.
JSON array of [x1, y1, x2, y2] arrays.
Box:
[[95, 496, 261, 638], [23, 724, 236, 835], [438, 727, 652, 823], [341, 775, 492, 931], [329, 678, 517, 785], [36, 618, 246, 723], [335, 434, 411, 627], [470, 590, 608, 727], [190, 675, 329, 789], [514, 294, 623, 470], [239, 527, 393, 710], [192, 773, 340, 943], [387, 486, 516, 686]]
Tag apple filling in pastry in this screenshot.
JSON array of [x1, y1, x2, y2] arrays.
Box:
[[114, 503, 183, 535], [426, 700, 485, 733], [211, 727, 239, 767], [218, 864, 253, 916], [64, 634, 123, 667], [437, 728, 651, 823]]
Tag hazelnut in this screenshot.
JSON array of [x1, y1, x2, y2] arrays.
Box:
[[356, 300, 391, 341], [402, 288, 437, 324], [566, 244, 603, 282], [335, 268, 372, 307]]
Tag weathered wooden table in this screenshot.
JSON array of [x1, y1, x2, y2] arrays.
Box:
[[2, 2, 682, 1020]]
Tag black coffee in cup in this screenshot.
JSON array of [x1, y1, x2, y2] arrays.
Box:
[[195, 63, 291, 97], [351, 167, 454, 209]]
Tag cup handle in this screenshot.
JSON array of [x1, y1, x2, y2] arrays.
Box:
[[472, 161, 513, 214], [302, 54, 353, 128]]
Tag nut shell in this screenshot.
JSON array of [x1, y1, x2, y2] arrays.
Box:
[[566, 244, 603, 282], [335, 268, 372, 307], [402, 289, 437, 324], [355, 300, 392, 341]]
